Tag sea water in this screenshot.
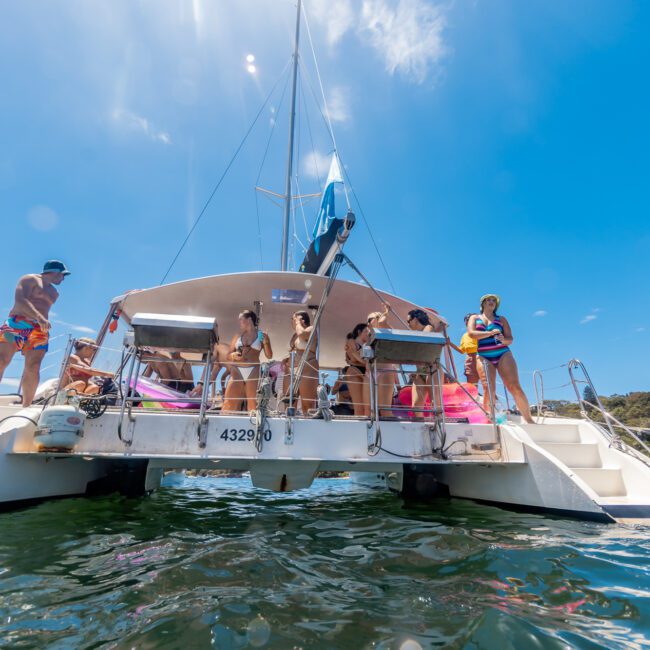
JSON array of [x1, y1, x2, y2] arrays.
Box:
[[1, 477, 649, 649]]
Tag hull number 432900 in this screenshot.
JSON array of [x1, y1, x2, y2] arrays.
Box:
[[220, 428, 272, 442]]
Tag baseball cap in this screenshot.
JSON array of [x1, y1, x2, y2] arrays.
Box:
[[42, 260, 71, 276]]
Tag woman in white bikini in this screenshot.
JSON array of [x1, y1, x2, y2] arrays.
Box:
[[367, 303, 396, 418], [222, 309, 272, 412], [283, 310, 318, 413]]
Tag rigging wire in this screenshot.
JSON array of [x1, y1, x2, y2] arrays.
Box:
[[297, 55, 397, 293], [293, 73, 312, 250], [301, 4, 350, 208], [254, 66, 293, 269], [341, 166, 398, 294], [159, 58, 291, 285], [301, 79, 323, 189]]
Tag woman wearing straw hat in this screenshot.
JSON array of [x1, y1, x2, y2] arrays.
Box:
[[467, 294, 533, 423]]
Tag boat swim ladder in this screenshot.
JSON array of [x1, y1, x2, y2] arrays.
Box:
[[567, 359, 650, 464]]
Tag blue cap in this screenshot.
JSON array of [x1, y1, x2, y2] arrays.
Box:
[[42, 260, 71, 276]]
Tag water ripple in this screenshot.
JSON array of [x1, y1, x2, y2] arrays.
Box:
[[1, 477, 649, 648]]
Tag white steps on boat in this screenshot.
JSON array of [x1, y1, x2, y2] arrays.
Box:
[[571, 468, 627, 498], [520, 422, 628, 498], [521, 423, 581, 443], [536, 442, 601, 468]]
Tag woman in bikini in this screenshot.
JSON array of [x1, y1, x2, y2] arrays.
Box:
[[406, 309, 444, 418], [467, 294, 533, 423], [344, 323, 370, 417], [284, 310, 319, 413], [222, 309, 272, 413], [367, 303, 396, 417]]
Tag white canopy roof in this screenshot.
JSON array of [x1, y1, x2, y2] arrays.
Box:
[[116, 272, 446, 368]]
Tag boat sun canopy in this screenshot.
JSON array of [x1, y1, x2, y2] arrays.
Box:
[[113, 271, 447, 369]]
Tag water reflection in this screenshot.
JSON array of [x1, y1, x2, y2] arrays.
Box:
[[0, 477, 649, 648]]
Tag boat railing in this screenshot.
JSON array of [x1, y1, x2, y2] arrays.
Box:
[[56, 331, 509, 459], [532, 369, 546, 418], [567, 358, 650, 464]]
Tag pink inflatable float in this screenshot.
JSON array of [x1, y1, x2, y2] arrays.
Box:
[[396, 382, 488, 423], [129, 376, 199, 410]]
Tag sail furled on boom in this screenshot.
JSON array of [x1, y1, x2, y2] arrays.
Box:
[[300, 153, 354, 275], [312, 154, 343, 254]]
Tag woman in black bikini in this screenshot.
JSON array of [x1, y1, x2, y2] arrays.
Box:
[[407, 308, 443, 418], [223, 309, 272, 413], [344, 323, 370, 417], [367, 303, 396, 417]]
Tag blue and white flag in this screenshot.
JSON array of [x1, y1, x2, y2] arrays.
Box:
[[312, 153, 343, 254]]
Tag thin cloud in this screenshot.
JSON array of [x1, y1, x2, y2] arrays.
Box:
[[302, 150, 332, 181], [0, 378, 20, 388], [636, 327, 646, 333], [308, 0, 355, 46], [111, 108, 172, 145], [360, 0, 448, 84], [51, 319, 96, 334], [309, 0, 448, 85], [328, 87, 350, 123], [533, 310, 547, 317], [580, 307, 601, 325]]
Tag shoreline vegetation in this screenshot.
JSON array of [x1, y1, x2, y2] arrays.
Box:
[[545, 391, 650, 432]]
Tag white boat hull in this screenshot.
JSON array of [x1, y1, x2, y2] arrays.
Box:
[[1, 403, 649, 522]]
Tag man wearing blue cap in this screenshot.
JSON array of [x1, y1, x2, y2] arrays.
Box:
[[0, 260, 70, 406]]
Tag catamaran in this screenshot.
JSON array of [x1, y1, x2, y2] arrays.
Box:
[[1, 0, 649, 522]]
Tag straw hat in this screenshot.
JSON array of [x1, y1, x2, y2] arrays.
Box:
[[480, 294, 501, 309]]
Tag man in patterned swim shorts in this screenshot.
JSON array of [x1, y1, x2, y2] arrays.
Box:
[[0, 260, 70, 406]]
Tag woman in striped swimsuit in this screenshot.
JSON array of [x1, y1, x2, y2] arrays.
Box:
[[467, 294, 533, 423]]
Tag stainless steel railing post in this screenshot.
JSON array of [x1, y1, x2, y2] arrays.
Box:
[[532, 369, 545, 419], [197, 346, 212, 448], [482, 357, 499, 443], [288, 351, 296, 414], [56, 335, 74, 390], [117, 347, 137, 443], [568, 359, 616, 439]]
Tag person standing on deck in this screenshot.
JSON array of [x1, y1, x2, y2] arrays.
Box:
[[467, 294, 533, 423], [446, 313, 484, 386], [0, 260, 70, 406]]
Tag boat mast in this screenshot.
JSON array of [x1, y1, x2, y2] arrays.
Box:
[[280, 0, 301, 271]]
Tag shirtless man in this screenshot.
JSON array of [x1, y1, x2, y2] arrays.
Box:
[[0, 260, 70, 406]]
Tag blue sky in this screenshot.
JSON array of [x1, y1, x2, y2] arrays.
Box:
[[0, 0, 647, 399]]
